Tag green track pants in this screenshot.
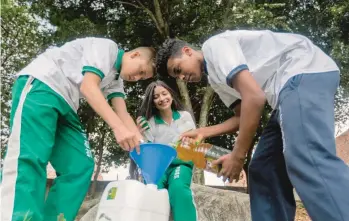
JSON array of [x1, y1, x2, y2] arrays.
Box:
[[158, 163, 197, 221], [1, 76, 95, 221]]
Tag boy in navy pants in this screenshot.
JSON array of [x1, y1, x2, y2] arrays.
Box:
[[156, 30, 349, 221]]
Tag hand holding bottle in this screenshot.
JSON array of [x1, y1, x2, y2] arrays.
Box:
[[179, 128, 205, 145]]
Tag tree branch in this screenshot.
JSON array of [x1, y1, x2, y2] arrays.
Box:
[[153, 0, 169, 37], [222, 0, 234, 29], [135, 0, 146, 8], [135, 0, 164, 37], [1, 51, 15, 67], [1, 24, 10, 36], [163, 0, 169, 19], [114, 1, 140, 9]]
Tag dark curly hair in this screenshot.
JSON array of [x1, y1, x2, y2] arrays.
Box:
[[156, 38, 190, 78]]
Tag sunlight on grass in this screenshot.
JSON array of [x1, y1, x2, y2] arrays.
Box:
[[21, 212, 66, 221], [22, 211, 32, 221], [57, 213, 67, 221]]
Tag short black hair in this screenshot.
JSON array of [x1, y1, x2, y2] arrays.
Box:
[[156, 38, 190, 78]]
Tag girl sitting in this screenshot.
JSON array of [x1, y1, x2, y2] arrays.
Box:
[[137, 80, 197, 221]]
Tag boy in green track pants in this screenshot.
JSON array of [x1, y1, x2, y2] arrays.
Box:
[[136, 81, 198, 221], [1, 37, 156, 221]]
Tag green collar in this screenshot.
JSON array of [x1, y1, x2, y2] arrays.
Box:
[[114, 49, 124, 80], [154, 110, 181, 124]]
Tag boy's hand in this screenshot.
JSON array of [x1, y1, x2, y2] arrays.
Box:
[[213, 150, 245, 183], [113, 127, 140, 152], [180, 129, 205, 144], [135, 132, 143, 153]]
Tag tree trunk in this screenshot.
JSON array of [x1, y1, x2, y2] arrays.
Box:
[[192, 87, 215, 184], [86, 112, 96, 138], [90, 122, 107, 198], [176, 79, 194, 114], [198, 87, 215, 128]]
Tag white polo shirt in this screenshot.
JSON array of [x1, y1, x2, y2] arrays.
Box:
[[202, 30, 339, 109], [146, 111, 196, 145], [17, 37, 125, 112]]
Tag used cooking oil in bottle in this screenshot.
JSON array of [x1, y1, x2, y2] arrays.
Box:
[[172, 141, 232, 174]]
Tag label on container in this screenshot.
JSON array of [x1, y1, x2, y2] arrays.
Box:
[[205, 157, 223, 174], [205, 145, 231, 159], [107, 187, 117, 200], [204, 145, 231, 174]]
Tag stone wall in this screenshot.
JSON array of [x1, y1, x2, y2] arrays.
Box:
[[336, 129, 349, 165]]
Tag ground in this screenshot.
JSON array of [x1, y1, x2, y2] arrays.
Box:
[[295, 202, 311, 221]]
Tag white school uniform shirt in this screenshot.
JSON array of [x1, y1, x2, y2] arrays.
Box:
[[202, 30, 339, 109], [146, 111, 196, 145], [17, 37, 126, 112]]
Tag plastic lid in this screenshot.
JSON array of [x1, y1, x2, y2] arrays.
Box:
[[130, 143, 177, 184]]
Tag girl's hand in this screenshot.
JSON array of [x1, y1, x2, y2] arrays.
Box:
[[136, 116, 150, 133]]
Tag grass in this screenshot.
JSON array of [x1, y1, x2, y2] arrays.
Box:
[[22, 211, 32, 221], [22, 212, 66, 221]]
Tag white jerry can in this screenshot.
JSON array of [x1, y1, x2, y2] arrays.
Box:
[[95, 180, 170, 221]]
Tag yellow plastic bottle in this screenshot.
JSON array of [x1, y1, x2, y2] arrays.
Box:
[[172, 141, 231, 174]]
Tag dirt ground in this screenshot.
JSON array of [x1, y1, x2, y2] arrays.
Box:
[[295, 202, 311, 221]]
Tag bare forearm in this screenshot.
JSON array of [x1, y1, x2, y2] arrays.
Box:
[[200, 116, 240, 138], [81, 81, 126, 132], [234, 97, 265, 156], [110, 98, 141, 138], [118, 112, 139, 134]]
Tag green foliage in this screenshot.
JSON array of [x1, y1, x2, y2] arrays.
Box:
[[53, 17, 106, 45], [1, 0, 348, 174], [1, 4, 53, 157]]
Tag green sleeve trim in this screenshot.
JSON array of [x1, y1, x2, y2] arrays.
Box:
[[82, 66, 105, 80], [107, 92, 126, 100], [114, 49, 125, 73]]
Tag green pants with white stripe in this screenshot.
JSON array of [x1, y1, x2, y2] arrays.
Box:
[[1, 76, 94, 221], [158, 160, 197, 221]]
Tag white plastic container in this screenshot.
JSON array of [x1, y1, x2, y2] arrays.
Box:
[[95, 180, 170, 221]]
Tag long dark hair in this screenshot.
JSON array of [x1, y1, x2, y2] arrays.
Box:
[[138, 80, 184, 120]]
